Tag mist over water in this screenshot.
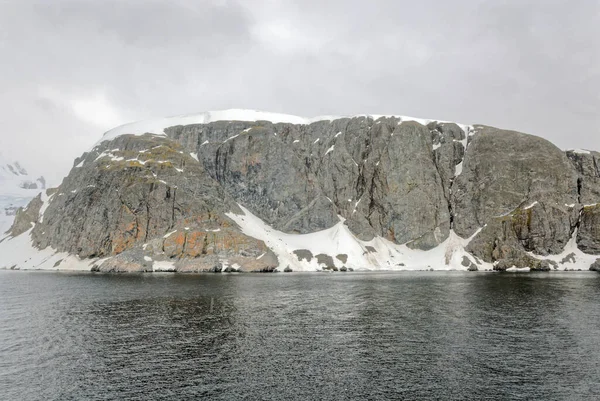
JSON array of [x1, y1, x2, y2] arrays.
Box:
[[1, 271, 599, 400]]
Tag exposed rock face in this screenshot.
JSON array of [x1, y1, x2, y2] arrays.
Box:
[[430, 122, 466, 200], [466, 200, 581, 268], [9, 194, 43, 237], [566, 150, 600, 204], [578, 204, 600, 254], [466, 214, 556, 271], [31, 135, 235, 257], [368, 121, 450, 249], [6, 112, 600, 272], [450, 126, 594, 269], [14, 134, 277, 272], [169, 118, 451, 250], [452, 126, 578, 239]]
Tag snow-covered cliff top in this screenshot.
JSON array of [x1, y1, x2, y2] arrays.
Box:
[[97, 109, 469, 145]]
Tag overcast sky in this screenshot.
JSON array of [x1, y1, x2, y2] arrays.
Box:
[[1, 0, 598, 184]]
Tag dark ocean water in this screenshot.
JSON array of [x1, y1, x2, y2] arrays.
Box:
[[0, 270, 599, 400]]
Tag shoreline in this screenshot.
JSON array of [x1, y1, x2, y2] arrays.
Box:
[[1, 267, 597, 274]]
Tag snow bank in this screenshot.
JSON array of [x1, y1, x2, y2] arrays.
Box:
[[454, 127, 471, 177], [3, 204, 595, 273], [506, 267, 531, 273], [569, 149, 591, 155], [0, 229, 97, 271], [153, 261, 175, 272], [225, 204, 489, 272], [527, 228, 598, 269]]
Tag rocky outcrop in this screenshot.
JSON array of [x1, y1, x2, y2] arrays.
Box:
[[451, 126, 594, 269], [452, 126, 578, 239], [466, 200, 581, 269], [566, 150, 600, 205], [461, 256, 478, 271], [578, 204, 600, 254], [10, 134, 277, 272], [8, 193, 43, 237], [5, 111, 600, 272]]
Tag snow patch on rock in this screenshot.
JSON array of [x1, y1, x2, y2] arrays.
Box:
[[0, 228, 99, 271], [570, 149, 591, 155], [153, 261, 175, 272], [226, 204, 489, 272], [527, 228, 598, 268], [506, 266, 531, 273]]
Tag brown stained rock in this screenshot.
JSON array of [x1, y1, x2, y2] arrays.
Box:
[[184, 231, 206, 258], [159, 227, 276, 270], [111, 210, 139, 254], [163, 231, 186, 257]]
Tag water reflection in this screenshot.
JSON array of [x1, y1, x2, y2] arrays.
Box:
[[0, 271, 599, 400]]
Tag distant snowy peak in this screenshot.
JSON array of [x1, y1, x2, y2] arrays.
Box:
[[0, 158, 47, 234], [97, 108, 471, 145], [1, 161, 28, 177], [0, 161, 46, 191]]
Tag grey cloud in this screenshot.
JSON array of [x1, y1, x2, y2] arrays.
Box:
[[30, 0, 251, 49], [0, 0, 598, 183]]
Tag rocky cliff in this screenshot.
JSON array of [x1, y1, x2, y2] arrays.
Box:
[[1, 110, 599, 272]]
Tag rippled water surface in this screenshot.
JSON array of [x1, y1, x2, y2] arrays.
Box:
[[1, 271, 599, 400]]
